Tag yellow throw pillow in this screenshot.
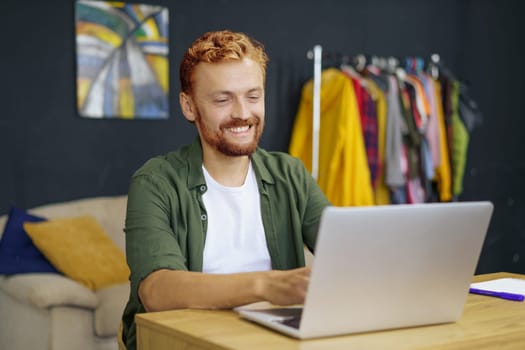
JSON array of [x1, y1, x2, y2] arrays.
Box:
[[24, 216, 130, 290]]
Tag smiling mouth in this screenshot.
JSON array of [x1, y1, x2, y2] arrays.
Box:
[[222, 117, 260, 134], [227, 125, 251, 133]]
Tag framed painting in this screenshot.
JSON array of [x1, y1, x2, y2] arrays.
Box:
[[75, 0, 169, 119]]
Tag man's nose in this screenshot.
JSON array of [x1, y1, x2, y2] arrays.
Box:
[[231, 99, 250, 119]]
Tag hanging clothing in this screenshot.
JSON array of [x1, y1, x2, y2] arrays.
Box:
[[385, 75, 406, 188], [406, 73, 435, 200], [421, 73, 442, 171], [404, 74, 431, 131], [365, 77, 390, 205], [440, 75, 456, 182], [433, 80, 453, 202], [345, 74, 380, 189], [399, 77, 422, 180], [289, 68, 374, 206], [450, 80, 470, 197], [398, 76, 426, 203]]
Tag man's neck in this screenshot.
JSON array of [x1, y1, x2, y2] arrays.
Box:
[[202, 149, 251, 187]]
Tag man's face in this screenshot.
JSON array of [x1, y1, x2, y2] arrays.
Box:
[[184, 58, 265, 157]]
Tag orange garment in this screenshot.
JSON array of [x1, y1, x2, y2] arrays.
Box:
[[433, 81, 452, 201], [289, 68, 374, 206], [405, 75, 431, 131]]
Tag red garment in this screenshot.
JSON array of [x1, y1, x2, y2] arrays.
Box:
[[344, 73, 380, 188]]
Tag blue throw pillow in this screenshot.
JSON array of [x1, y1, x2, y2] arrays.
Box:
[[0, 207, 60, 274]]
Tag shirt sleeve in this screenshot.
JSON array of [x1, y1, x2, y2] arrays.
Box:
[[301, 163, 331, 253], [124, 173, 188, 305]]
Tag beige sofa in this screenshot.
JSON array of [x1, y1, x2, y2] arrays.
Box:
[[0, 195, 129, 350]]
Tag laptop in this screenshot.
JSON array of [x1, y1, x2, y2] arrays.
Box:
[[236, 201, 494, 339]]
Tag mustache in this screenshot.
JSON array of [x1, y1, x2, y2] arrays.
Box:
[[221, 116, 260, 129]]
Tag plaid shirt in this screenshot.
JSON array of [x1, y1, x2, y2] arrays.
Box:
[[350, 77, 379, 188]]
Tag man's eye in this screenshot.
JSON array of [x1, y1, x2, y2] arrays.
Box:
[[248, 96, 260, 101]]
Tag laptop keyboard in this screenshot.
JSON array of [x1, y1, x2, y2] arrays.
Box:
[[278, 314, 302, 329], [267, 307, 303, 329]]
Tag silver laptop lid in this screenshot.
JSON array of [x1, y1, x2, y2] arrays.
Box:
[[300, 201, 493, 338]]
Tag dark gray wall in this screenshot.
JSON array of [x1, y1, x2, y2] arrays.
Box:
[[1, 0, 524, 274]]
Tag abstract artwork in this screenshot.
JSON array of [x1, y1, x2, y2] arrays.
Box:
[[75, 0, 169, 119]]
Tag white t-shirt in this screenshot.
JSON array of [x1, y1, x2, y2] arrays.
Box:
[[201, 162, 271, 274]]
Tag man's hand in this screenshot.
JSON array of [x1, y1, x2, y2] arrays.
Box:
[[256, 266, 311, 306]]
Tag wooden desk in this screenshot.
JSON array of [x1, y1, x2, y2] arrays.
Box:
[[136, 273, 525, 350]]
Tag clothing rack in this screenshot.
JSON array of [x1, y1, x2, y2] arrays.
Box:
[[297, 47, 479, 206], [306, 45, 323, 180]]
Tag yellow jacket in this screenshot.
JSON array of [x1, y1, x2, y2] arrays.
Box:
[[289, 68, 374, 206]]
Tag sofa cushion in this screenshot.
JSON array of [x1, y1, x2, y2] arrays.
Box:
[[95, 283, 130, 337], [0, 273, 97, 309], [0, 207, 60, 275], [26, 195, 128, 252], [23, 216, 130, 290]]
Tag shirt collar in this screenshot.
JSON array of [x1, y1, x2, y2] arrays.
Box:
[[187, 137, 206, 189], [250, 147, 275, 185], [186, 137, 276, 189]]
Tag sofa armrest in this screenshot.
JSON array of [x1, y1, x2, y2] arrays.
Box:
[[0, 273, 98, 309], [95, 283, 130, 336]]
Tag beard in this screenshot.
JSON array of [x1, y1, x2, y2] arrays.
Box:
[[195, 110, 264, 156]]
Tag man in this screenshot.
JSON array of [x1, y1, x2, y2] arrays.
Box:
[[121, 30, 330, 349]]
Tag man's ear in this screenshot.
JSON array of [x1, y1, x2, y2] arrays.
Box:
[[179, 92, 196, 122]]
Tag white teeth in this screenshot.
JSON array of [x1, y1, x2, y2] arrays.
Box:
[[228, 126, 250, 133]]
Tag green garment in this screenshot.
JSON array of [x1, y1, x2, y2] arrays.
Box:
[[121, 138, 330, 349], [451, 81, 470, 197]]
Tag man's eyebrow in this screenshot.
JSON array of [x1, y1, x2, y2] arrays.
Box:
[[209, 87, 263, 96], [244, 88, 264, 96], [204, 91, 232, 99]]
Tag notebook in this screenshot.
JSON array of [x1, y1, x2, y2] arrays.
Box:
[[236, 201, 494, 339]]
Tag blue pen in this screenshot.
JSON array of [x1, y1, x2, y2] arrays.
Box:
[[469, 288, 525, 301]]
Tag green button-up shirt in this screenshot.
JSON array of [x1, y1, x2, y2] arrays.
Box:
[[122, 138, 330, 349]]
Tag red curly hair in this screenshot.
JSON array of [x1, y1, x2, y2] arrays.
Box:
[[179, 30, 269, 94]]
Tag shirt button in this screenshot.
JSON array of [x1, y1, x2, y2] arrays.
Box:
[[200, 185, 207, 192], [201, 214, 207, 221]]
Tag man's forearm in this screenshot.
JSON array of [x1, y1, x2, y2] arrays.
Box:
[[139, 269, 265, 311], [138, 267, 310, 312]]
